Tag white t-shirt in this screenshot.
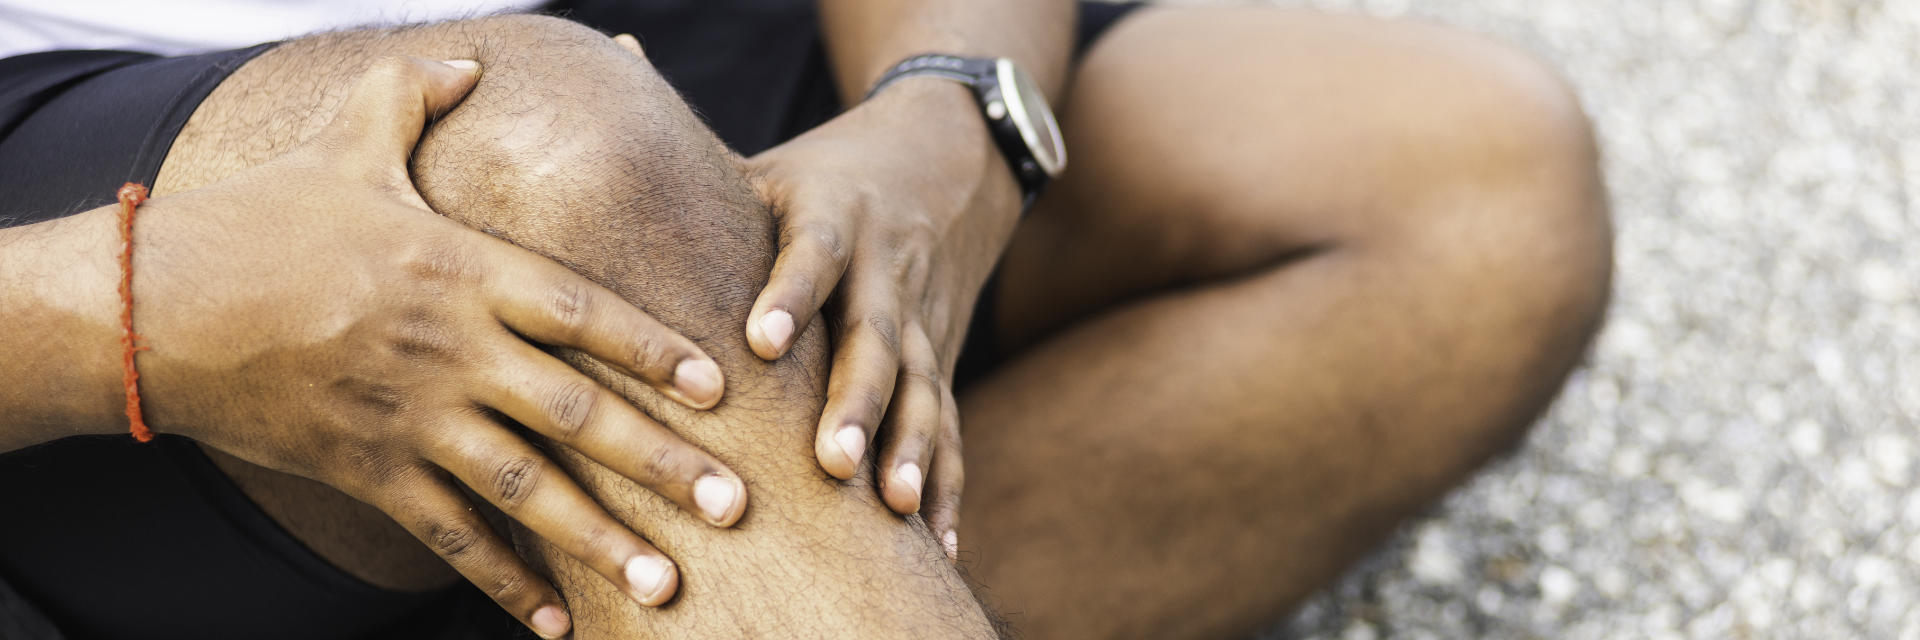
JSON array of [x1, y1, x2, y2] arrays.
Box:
[[0, 0, 543, 58]]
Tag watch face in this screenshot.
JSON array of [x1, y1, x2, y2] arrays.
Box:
[[997, 58, 1067, 177]]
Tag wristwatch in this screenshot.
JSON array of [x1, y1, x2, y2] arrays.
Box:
[[866, 54, 1067, 211]]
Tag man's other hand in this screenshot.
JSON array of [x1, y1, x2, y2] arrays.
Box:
[[739, 76, 1024, 557]]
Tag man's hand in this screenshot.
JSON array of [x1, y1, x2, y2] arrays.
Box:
[[128, 57, 743, 637], [739, 78, 1022, 554]]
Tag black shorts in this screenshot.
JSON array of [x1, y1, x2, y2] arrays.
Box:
[[0, 3, 1143, 639]]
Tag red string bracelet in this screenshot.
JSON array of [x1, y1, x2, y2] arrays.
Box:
[[116, 183, 154, 442]]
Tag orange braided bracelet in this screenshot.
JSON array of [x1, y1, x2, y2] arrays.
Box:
[[116, 183, 154, 442]]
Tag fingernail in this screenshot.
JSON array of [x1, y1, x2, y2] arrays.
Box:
[[624, 555, 675, 605], [894, 462, 924, 503], [531, 604, 571, 639], [694, 474, 741, 525], [835, 425, 866, 471], [440, 58, 479, 71], [760, 310, 794, 353], [673, 359, 723, 405], [942, 530, 959, 560]]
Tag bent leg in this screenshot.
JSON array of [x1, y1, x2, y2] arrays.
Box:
[[157, 15, 990, 638], [960, 7, 1610, 639]]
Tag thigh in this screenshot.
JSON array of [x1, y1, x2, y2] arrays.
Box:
[[948, 9, 1607, 636], [992, 6, 1598, 348]]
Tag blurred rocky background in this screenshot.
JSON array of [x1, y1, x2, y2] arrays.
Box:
[[1153, 0, 1920, 637]]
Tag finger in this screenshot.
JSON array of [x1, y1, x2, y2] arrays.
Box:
[[484, 250, 724, 409], [925, 383, 965, 561], [429, 417, 682, 607], [316, 56, 481, 168], [479, 337, 746, 527], [876, 326, 943, 516], [611, 33, 646, 59], [747, 214, 852, 360], [814, 284, 903, 479], [372, 474, 573, 639]]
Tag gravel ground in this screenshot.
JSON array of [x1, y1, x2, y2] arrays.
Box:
[[1155, 0, 1920, 637]]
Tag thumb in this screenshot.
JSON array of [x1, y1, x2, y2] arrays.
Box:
[[313, 56, 481, 165]]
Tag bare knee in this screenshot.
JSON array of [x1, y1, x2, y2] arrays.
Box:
[[155, 16, 983, 636], [1451, 36, 1610, 355], [401, 14, 777, 339], [372, 19, 986, 638], [1380, 34, 1611, 449]]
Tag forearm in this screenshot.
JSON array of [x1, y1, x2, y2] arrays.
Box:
[[819, 0, 1075, 103], [0, 206, 128, 450]]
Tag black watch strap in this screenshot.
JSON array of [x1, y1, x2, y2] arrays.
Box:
[[866, 54, 992, 99], [866, 54, 1054, 211]]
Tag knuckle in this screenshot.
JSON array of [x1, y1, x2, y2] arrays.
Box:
[[815, 225, 851, 264], [574, 525, 621, 560], [332, 375, 409, 417], [890, 249, 930, 285], [384, 308, 458, 361], [640, 445, 679, 484], [834, 182, 879, 214], [864, 312, 902, 355], [540, 380, 600, 440], [628, 333, 673, 375], [489, 456, 544, 508], [786, 220, 848, 263], [489, 571, 531, 603], [897, 222, 936, 253], [544, 279, 595, 339], [400, 239, 479, 284], [341, 440, 408, 489], [901, 366, 942, 392], [427, 520, 481, 559], [902, 347, 943, 387]]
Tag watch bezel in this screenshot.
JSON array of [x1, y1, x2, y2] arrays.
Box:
[[995, 58, 1068, 178]]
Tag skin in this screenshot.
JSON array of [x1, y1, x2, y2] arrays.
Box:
[[961, 10, 1609, 636], [0, 56, 750, 637], [0, 4, 1612, 640], [151, 17, 997, 639], [743, 0, 1079, 542]]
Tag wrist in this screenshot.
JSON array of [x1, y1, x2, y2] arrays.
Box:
[[865, 78, 991, 148], [0, 205, 138, 445], [860, 78, 1022, 212]]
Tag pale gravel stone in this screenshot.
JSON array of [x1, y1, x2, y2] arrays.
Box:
[[1134, 0, 1920, 637], [1408, 524, 1464, 586], [1339, 621, 1379, 640], [1538, 566, 1580, 608]]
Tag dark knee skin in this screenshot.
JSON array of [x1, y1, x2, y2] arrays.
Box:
[[159, 15, 992, 637]]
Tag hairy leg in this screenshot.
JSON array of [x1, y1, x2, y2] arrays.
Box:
[[958, 8, 1611, 639], [156, 15, 991, 637]]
